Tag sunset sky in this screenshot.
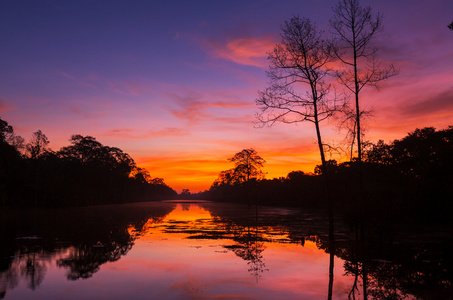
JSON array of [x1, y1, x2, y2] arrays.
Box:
[[1, 0, 452, 192]]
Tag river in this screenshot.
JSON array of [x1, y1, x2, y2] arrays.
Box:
[[1, 200, 451, 299]]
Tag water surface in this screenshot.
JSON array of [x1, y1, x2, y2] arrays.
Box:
[[1, 201, 451, 299]]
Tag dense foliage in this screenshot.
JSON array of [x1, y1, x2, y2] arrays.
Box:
[[0, 117, 177, 208], [203, 126, 453, 224]]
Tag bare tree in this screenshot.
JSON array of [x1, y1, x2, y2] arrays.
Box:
[[256, 16, 343, 174], [330, 0, 398, 163]]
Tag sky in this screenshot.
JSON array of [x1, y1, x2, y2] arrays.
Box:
[[1, 0, 452, 192]]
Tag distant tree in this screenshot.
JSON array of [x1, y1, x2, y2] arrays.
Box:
[[149, 177, 166, 185], [286, 171, 305, 181], [26, 130, 50, 159], [256, 16, 343, 175], [314, 160, 339, 175], [131, 166, 152, 184], [212, 169, 238, 186], [228, 148, 266, 183], [330, 0, 398, 163], [58, 135, 105, 164], [180, 189, 191, 197], [58, 135, 135, 175], [449, 21, 453, 30]]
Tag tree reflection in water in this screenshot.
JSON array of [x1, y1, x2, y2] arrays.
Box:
[[224, 226, 269, 281], [0, 202, 175, 298], [0, 201, 452, 299]]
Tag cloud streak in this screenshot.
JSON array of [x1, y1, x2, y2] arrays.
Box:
[[105, 127, 190, 139], [402, 88, 453, 117], [58, 71, 98, 89], [164, 88, 253, 125]]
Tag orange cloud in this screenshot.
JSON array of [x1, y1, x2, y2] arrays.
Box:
[[203, 36, 275, 67]]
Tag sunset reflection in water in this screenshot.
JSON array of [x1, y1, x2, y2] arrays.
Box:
[[117, 203, 352, 299], [2, 202, 383, 300]]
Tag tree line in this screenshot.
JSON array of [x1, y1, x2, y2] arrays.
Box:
[[0, 117, 177, 208], [200, 125, 453, 225]]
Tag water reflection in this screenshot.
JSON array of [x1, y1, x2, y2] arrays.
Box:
[[1, 201, 452, 299]]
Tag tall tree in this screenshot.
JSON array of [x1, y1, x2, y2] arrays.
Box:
[[256, 16, 343, 174], [330, 0, 398, 163]]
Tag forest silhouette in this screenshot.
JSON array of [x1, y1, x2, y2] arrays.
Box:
[[1, 116, 453, 227], [0, 117, 177, 208], [189, 126, 453, 229]]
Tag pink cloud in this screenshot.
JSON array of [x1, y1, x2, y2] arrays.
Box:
[[165, 89, 252, 125], [202, 36, 275, 67]]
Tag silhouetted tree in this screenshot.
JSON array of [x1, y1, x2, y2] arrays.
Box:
[[228, 148, 265, 183], [330, 0, 398, 163], [364, 127, 453, 181], [0, 118, 13, 142], [131, 166, 151, 184], [180, 189, 191, 198], [314, 160, 339, 175], [26, 130, 50, 159], [0, 119, 25, 155], [212, 169, 240, 186], [257, 16, 343, 175], [286, 170, 305, 181], [58, 135, 136, 177], [363, 139, 392, 165], [449, 21, 453, 30], [0, 117, 25, 207]]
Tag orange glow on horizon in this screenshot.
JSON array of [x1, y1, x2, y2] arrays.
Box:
[[163, 204, 212, 222], [137, 145, 323, 192]]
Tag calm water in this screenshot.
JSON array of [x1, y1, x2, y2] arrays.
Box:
[[1, 200, 451, 299]]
